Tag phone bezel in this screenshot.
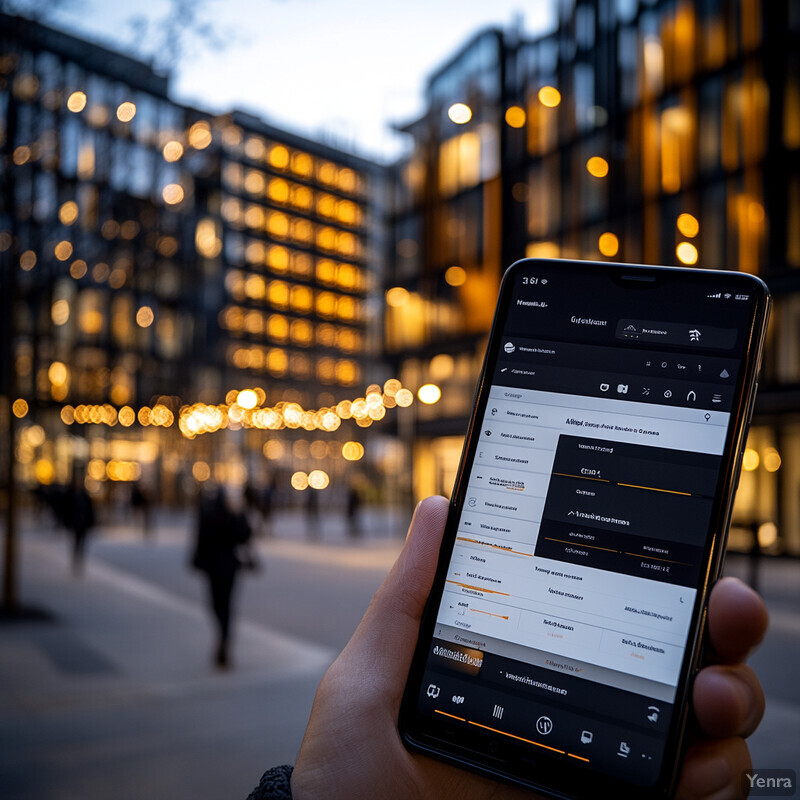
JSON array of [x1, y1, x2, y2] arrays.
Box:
[[399, 258, 771, 800]]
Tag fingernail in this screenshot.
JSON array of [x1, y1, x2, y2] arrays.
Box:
[[688, 755, 731, 797]]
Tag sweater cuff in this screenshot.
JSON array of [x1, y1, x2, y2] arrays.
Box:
[[246, 764, 294, 799]]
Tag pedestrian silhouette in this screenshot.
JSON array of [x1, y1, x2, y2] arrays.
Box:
[[346, 480, 362, 538], [64, 469, 95, 576], [130, 481, 152, 538], [191, 485, 253, 668]]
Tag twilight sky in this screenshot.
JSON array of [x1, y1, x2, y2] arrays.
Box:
[[48, 0, 555, 161]]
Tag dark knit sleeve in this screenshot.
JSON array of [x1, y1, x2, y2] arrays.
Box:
[[246, 764, 293, 800]]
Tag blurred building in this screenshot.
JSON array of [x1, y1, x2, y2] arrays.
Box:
[[0, 12, 390, 508], [386, 0, 800, 555]]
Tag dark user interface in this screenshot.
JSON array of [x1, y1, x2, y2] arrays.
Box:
[[414, 264, 758, 786]]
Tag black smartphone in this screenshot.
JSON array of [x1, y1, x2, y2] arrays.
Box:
[[399, 258, 770, 799]]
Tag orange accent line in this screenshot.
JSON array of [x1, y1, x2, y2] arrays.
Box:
[[544, 537, 618, 554], [553, 472, 610, 483], [446, 580, 510, 596], [471, 609, 509, 620], [618, 482, 691, 496], [456, 536, 532, 557], [567, 752, 590, 762], [468, 721, 565, 754], [624, 551, 692, 566], [434, 709, 466, 722]]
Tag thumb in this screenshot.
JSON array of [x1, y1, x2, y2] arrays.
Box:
[[337, 495, 450, 705]]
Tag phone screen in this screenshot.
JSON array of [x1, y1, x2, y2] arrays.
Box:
[[400, 259, 770, 798]]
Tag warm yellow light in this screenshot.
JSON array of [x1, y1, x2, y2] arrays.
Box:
[[448, 103, 472, 124], [67, 91, 87, 112], [505, 106, 526, 128], [59, 201, 79, 225], [12, 398, 29, 418], [757, 522, 778, 549], [386, 286, 410, 307], [676, 241, 699, 265], [764, 448, 781, 473], [51, 299, 70, 326], [291, 471, 309, 491], [418, 384, 442, 404], [119, 406, 136, 427], [35, 459, 55, 485], [538, 86, 561, 107], [136, 306, 154, 327], [20, 250, 36, 271], [676, 213, 700, 238], [48, 361, 67, 386], [308, 470, 330, 490], [598, 232, 619, 257], [586, 156, 609, 178], [742, 448, 760, 471], [162, 140, 184, 162], [192, 461, 211, 482], [116, 102, 136, 122], [188, 121, 212, 149], [54, 240, 73, 261], [396, 388, 414, 407], [162, 184, 184, 205], [445, 266, 466, 287], [236, 389, 258, 409], [70, 259, 88, 279], [342, 441, 365, 461]]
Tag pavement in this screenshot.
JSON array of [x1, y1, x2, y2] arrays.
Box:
[[1, 509, 798, 799]]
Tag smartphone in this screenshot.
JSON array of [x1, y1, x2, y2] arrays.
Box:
[[399, 258, 770, 799]]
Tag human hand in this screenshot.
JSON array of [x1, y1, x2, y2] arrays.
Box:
[[291, 496, 767, 800]]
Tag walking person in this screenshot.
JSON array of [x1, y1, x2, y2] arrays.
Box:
[[64, 468, 95, 576], [191, 484, 253, 669]]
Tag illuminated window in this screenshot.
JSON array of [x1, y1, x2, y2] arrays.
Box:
[[337, 231, 357, 257], [317, 358, 336, 382], [337, 200, 360, 226], [316, 291, 337, 318], [245, 136, 267, 161], [267, 314, 288, 341], [318, 227, 336, 251], [337, 263, 360, 290], [267, 348, 288, 375], [337, 296, 356, 321], [335, 359, 358, 385], [267, 245, 289, 273], [291, 218, 313, 244], [292, 151, 313, 177], [337, 328, 360, 352], [290, 285, 313, 313], [268, 178, 289, 204], [290, 319, 313, 345], [245, 274, 266, 300], [317, 324, 336, 347], [317, 259, 336, 284], [268, 280, 289, 308], [245, 309, 264, 334], [268, 145, 289, 170], [291, 185, 313, 210], [245, 170, 266, 195], [245, 240, 266, 264], [188, 121, 212, 149], [339, 168, 357, 194], [318, 194, 336, 218], [244, 204, 265, 230], [267, 212, 289, 238], [319, 161, 337, 185], [290, 252, 313, 278]]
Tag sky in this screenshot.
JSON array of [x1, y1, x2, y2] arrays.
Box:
[[47, 0, 556, 162]]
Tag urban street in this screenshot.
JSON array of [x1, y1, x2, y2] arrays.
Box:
[[1, 510, 798, 800]]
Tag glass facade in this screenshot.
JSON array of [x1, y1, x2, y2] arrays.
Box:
[[0, 13, 388, 508], [386, 1, 800, 555]]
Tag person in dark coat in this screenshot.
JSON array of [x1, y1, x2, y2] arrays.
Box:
[[65, 471, 95, 576], [191, 485, 252, 668]]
